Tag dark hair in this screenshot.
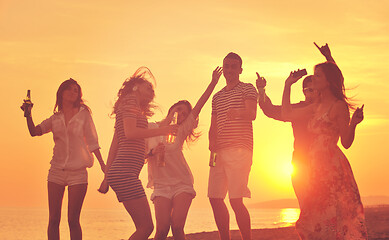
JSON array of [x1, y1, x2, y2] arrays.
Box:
[[314, 61, 355, 110], [54, 78, 90, 113], [168, 100, 201, 145], [224, 52, 242, 67], [302, 75, 313, 88], [113, 67, 156, 118]]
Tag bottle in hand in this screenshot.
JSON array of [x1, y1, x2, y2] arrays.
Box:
[[166, 112, 178, 143], [209, 152, 217, 167], [24, 90, 33, 117]]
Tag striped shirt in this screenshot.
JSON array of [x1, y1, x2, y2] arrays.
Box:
[[212, 81, 258, 151]]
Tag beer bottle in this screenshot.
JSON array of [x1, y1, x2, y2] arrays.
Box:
[[167, 112, 178, 143], [24, 90, 32, 117], [209, 151, 217, 167]]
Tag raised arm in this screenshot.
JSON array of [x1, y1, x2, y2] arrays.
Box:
[[123, 118, 177, 139], [21, 102, 42, 137], [281, 70, 313, 120], [256, 73, 285, 121], [191, 67, 222, 118], [314, 42, 335, 63]]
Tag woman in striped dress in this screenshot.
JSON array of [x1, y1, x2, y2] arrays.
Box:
[[99, 67, 177, 240]]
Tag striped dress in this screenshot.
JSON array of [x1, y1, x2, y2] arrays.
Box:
[[107, 95, 148, 202]]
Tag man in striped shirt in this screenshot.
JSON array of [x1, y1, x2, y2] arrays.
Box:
[[208, 52, 258, 240]]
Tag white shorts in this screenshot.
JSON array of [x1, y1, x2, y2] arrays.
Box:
[[151, 183, 196, 202], [47, 167, 88, 186], [208, 148, 252, 199]]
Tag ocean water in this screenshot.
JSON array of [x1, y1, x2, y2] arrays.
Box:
[[0, 207, 299, 239]]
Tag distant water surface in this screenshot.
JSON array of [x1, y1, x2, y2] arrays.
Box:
[[0, 207, 299, 239]]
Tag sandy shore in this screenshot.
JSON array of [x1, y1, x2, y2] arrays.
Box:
[[160, 206, 389, 240]]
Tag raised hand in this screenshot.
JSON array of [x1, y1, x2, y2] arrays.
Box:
[[20, 100, 34, 114], [212, 66, 223, 83], [285, 69, 307, 86], [350, 104, 364, 126], [256, 72, 266, 89], [314, 42, 333, 61]]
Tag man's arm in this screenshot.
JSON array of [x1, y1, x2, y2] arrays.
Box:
[[227, 99, 257, 121], [209, 114, 218, 151]]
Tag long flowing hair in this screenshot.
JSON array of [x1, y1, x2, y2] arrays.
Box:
[[113, 67, 157, 118], [54, 78, 90, 113], [168, 100, 201, 145], [315, 61, 355, 110]]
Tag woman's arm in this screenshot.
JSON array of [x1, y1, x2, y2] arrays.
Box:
[[338, 104, 364, 149], [191, 67, 222, 118], [21, 103, 42, 136], [281, 70, 313, 121], [98, 130, 118, 193], [314, 42, 335, 63], [92, 149, 105, 173], [123, 118, 177, 139]]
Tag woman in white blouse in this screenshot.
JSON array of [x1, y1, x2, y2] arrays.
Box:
[[21, 78, 105, 240], [147, 67, 222, 240]]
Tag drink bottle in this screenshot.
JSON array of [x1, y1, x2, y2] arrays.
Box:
[[167, 112, 178, 143], [209, 152, 217, 167], [24, 90, 32, 117]]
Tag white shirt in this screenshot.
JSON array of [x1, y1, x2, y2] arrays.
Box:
[[147, 113, 198, 188], [38, 107, 100, 170]]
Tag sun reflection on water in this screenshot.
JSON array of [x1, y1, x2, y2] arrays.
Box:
[[278, 208, 300, 227]]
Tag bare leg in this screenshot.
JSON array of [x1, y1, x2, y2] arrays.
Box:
[[122, 196, 154, 240], [153, 197, 172, 240], [171, 193, 193, 240], [68, 184, 87, 240], [47, 182, 65, 240], [230, 198, 251, 240], [209, 198, 230, 240]]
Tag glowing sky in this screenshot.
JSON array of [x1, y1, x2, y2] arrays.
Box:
[[1, 0, 388, 209]]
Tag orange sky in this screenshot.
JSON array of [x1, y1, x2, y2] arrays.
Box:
[[1, 0, 388, 209]]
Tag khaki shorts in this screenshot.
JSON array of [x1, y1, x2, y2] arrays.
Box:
[[208, 148, 252, 199], [47, 167, 88, 186], [151, 183, 196, 202]]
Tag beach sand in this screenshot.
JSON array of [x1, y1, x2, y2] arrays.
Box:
[[161, 206, 389, 240]]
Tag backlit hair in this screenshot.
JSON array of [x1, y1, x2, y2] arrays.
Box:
[[113, 67, 157, 118], [314, 61, 355, 110]]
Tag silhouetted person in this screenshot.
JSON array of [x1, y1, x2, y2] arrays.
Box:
[[208, 53, 258, 240], [21, 79, 105, 240], [98, 67, 177, 240], [255, 42, 335, 210], [256, 75, 318, 210], [282, 55, 367, 239], [146, 67, 222, 240]]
